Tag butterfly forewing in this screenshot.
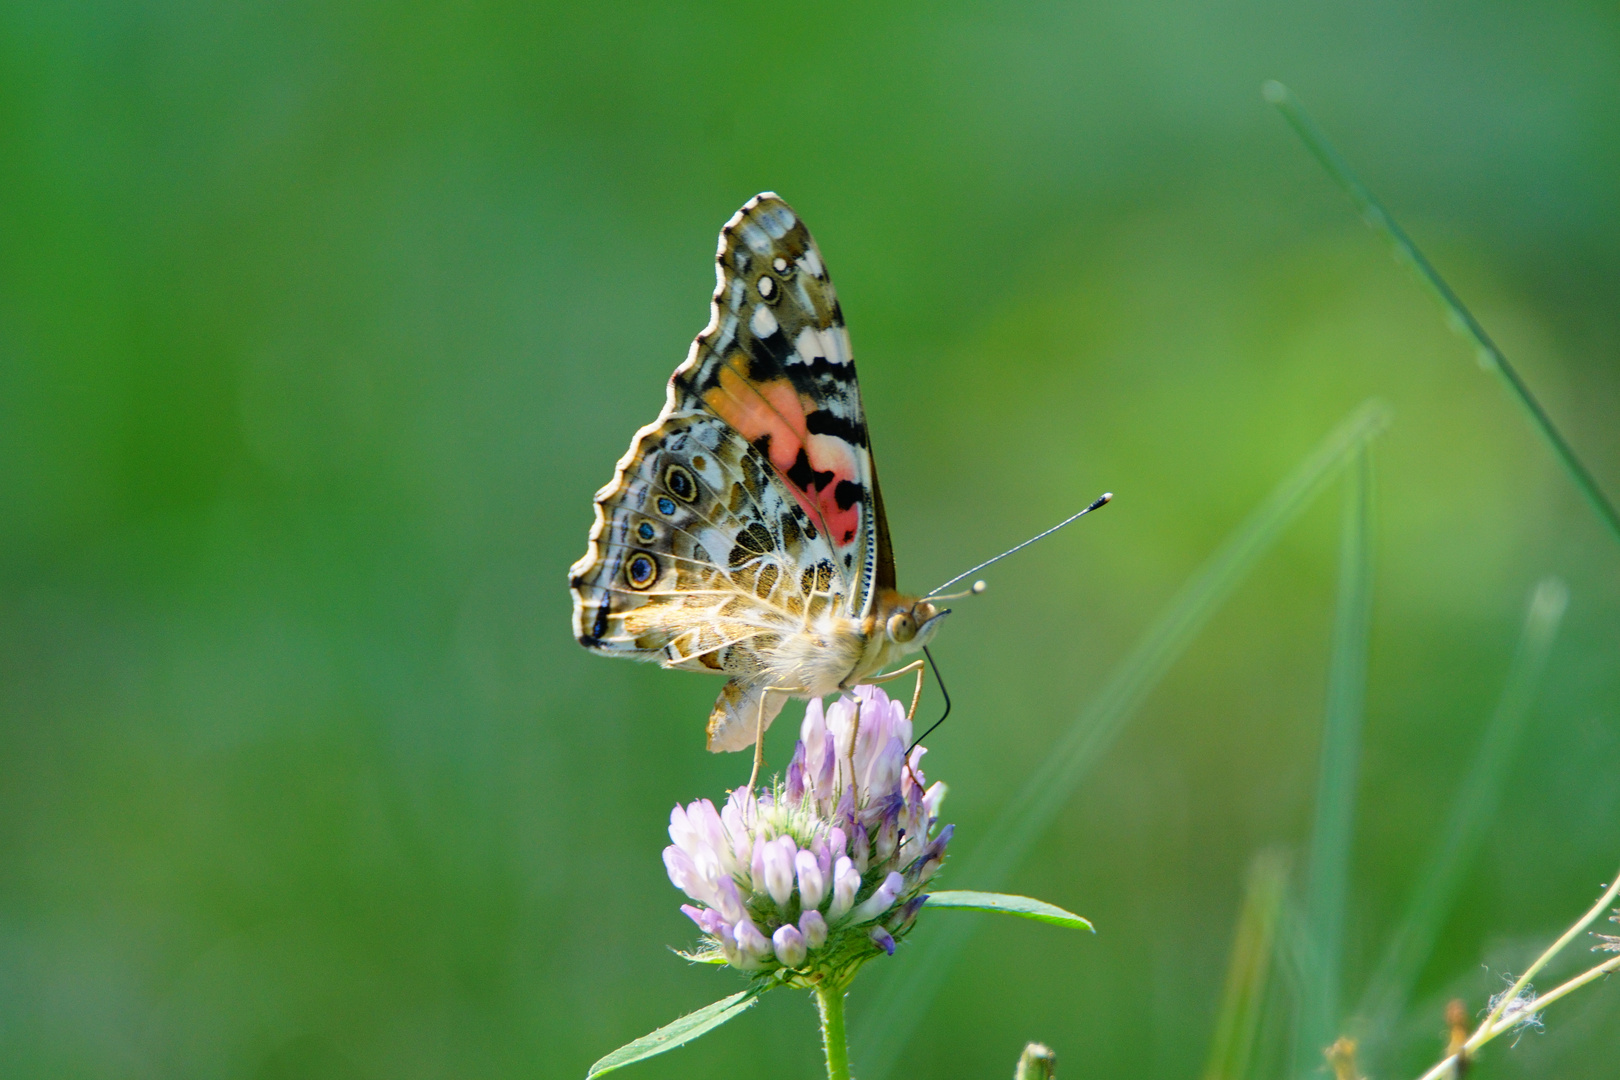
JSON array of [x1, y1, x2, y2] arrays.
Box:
[[678, 195, 889, 608], [569, 193, 895, 752]]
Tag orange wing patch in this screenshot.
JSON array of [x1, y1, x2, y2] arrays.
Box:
[[702, 364, 864, 549]]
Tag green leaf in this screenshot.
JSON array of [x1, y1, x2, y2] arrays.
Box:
[[585, 987, 764, 1078], [924, 891, 1093, 930]]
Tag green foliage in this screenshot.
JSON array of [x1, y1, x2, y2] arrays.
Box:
[[1358, 578, 1569, 1060], [924, 891, 1094, 930], [857, 403, 1388, 1076], [586, 989, 763, 1078], [3, 3, 1619, 1079], [1202, 850, 1288, 1080], [1266, 82, 1620, 549], [1292, 447, 1375, 1077]]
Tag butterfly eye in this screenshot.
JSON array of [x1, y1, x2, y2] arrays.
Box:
[[626, 553, 659, 589], [886, 610, 917, 644], [664, 464, 698, 502]]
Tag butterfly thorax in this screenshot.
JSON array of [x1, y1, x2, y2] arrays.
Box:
[[750, 589, 941, 702]]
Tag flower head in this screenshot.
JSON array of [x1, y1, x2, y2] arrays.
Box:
[[664, 685, 952, 984]]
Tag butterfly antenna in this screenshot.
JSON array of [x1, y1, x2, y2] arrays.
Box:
[[906, 645, 951, 755], [930, 581, 987, 602], [924, 492, 1113, 599]]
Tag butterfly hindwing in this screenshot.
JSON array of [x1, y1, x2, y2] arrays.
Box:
[[571, 413, 843, 661], [707, 679, 789, 754]]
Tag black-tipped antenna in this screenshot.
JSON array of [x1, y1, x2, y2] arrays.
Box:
[[924, 492, 1113, 599], [906, 644, 951, 755]]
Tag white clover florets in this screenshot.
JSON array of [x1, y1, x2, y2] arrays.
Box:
[[663, 685, 951, 983]]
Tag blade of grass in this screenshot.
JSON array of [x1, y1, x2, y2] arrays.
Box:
[[853, 401, 1393, 1078], [1203, 848, 1290, 1080], [1356, 578, 1569, 1055], [1408, 867, 1620, 1080], [1472, 867, 1620, 1046], [1263, 80, 1620, 550], [1411, 953, 1620, 1080], [1292, 445, 1376, 1076]]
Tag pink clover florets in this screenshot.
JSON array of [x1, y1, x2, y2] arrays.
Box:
[[663, 685, 952, 979]]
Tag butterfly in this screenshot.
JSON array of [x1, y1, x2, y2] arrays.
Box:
[[568, 193, 950, 769]]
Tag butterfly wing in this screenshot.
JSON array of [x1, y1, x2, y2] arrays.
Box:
[[674, 193, 893, 610], [569, 409, 842, 667], [569, 194, 893, 749]]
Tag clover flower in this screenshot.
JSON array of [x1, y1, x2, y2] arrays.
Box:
[[663, 685, 952, 984]]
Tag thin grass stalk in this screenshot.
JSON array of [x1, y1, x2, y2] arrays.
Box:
[[1202, 849, 1290, 1080], [1525, 954, 1620, 1011], [853, 401, 1393, 1078], [1357, 578, 1569, 1049], [1292, 446, 1376, 1077], [1262, 80, 1620, 550], [1411, 869, 1620, 1080], [1468, 869, 1620, 1048]]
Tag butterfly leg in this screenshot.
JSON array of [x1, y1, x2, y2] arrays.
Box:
[[906, 663, 926, 724], [861, 660, 927, 719], [747, 684, 802, 792]]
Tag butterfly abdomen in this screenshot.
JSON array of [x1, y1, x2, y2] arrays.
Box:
[[765, 617, 872, 700]]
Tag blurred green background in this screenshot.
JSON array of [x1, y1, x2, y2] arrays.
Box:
[[3, 1, 1619, 1077]]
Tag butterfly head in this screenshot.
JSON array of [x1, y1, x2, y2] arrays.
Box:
[[878, 577, 991, 658], [884, 598, 950, 653]]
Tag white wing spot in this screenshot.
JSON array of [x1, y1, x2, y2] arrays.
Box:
[[824, 326, 851, 365], [758, 206, 796, 239], [792, 326, 826, 365], [773, 257, 789, 273], [800, 248, 824, 278], [738, 222, 773, 255], [715, 313, 739, 353], [751, 304, 780, 338], [757, 275, 775, 298]]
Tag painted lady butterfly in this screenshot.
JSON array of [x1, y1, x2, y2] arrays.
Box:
[[569, 193, 948, 764]]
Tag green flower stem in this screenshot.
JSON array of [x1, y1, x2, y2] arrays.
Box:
[[816, 980, 853, 1080]]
